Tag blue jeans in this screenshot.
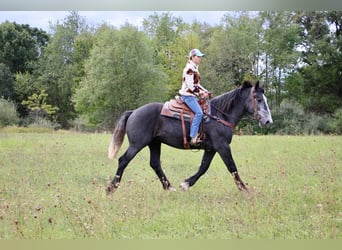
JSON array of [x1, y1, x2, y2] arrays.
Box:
[[181, 95, 203, 138]]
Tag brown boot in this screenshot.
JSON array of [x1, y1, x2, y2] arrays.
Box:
[[190, 134, 202, 146]]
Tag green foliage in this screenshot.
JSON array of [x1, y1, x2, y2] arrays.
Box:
[[35, 11, 93, 128], [74, 24, 167, 129], [292, 11, 342, 113], [1, 11, 342, 134], [269, 99, 335, 135], [0, 21, 49, 74], [325, 108, 342, 134], [299, 64, 342, 113], [260, 11, 302, 108], [204, 12, 264, 96], [13, 72, 40, 116], [142, 12, 190, 98], [21, 89, 59, 116], [274, 100, 305, 135], [21, 89, 60, 129], [284, 72, 305, 105], [0, 98, 19, 127], [0, 63, 13, 99]]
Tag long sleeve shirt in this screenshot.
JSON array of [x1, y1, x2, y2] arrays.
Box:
[[179, 60, 209, 97]]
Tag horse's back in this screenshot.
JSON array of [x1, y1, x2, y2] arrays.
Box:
[[125, 103, 163, 138], [125, 102, 187, 148], [128, 102, 163, 121]]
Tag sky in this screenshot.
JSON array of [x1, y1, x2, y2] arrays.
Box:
[[0, 11, 229, 32]]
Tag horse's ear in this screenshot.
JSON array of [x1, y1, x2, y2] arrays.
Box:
[[254, 80, 264, 93], [255, 80, 260, 89], [242, 80, 252, 88]]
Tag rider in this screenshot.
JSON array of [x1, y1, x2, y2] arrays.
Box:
[[179, 48, 211, 146]]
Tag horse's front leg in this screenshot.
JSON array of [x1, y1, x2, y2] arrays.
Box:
[[218, 144, 248, 192], [180, 150, 216, 191]]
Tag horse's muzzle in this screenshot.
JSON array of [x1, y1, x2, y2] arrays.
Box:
[[259, 118, 273, 127]]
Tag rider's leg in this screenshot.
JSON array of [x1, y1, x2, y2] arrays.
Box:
[[181, 95, 203, 144]]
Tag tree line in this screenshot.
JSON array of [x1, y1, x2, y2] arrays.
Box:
[[1, 11, 341, 134]]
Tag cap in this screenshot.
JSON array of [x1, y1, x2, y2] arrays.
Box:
[[189, 49, 205, 57]]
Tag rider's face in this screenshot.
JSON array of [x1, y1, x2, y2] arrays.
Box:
[[192, 55, 202, 65]]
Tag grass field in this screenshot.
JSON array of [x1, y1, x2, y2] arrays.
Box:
[[0, 132, 341, 239]]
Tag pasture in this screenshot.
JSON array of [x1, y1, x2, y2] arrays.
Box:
[[0, 132, 340, 239]]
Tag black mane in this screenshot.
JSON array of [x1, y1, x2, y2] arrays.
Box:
[[210, 81, 252, 117]]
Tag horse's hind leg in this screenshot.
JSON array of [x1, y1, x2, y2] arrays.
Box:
[[148, 142, 175, 191], [106, 146, 140, 194]]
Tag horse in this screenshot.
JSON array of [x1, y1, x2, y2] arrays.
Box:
[[106, 80, 273, 194]]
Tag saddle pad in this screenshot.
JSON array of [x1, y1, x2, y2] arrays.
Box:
[[160, 97, 211, 122], [160, 101, 192, 122]]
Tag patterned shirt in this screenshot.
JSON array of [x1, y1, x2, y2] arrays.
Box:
[[179, 60, 208, 96]]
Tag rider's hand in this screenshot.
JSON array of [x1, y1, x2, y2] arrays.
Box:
[[200, 91, 209, 99]]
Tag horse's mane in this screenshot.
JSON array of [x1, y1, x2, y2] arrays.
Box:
[[210, 81, 253, 117]]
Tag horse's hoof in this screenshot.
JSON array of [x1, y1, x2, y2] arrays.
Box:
[[236, 181, 248, 192], [105, 183, 118, 195], [180, 182, 189, 191], [168, 186, 177, 192]]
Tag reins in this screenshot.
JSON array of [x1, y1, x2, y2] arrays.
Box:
[[204, 111, 235, 129]]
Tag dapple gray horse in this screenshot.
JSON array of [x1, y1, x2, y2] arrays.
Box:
[[107, 81, 272, 193]]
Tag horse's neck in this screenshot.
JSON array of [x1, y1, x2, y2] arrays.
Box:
[[211, 91, 246, 126]]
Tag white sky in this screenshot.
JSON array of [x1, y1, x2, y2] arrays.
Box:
[[0, 11, 228, 32]]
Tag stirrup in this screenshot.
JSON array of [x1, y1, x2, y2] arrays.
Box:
[[190, 134, 202, 146]]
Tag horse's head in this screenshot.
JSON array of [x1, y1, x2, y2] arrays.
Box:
[[245, 81, 273, 127]]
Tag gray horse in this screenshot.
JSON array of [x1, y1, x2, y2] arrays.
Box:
[[107, 81, 273, 194]]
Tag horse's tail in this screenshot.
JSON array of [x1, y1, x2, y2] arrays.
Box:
[[108, 110, 133, 160]]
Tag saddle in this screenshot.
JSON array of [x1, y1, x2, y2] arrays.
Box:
[[160, 96, 210, 148]]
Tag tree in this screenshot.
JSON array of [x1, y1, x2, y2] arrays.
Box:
[[21, 89, 58, 122], [142, 12, 188, 98], [35, 11, 93, 128], [260, 11, 302, 110], [205, 12, 263, 95], [0, 21, 49, 74], [0, 63, 13, 99], [74, 24, 167, 129], [0, 21, 49, 103], [288, 11, 342, 113], [13, 71, 39, 116]]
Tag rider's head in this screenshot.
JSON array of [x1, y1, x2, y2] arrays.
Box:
[[188, 49, 205, 65], [188, 49, 205, 59]]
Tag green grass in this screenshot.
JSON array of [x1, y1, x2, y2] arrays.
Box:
[[0, 132, 340, 239]]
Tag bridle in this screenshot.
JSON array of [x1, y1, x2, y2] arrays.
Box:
[[250, 86, 261, 121]]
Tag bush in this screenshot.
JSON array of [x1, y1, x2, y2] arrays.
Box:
[[325, 108, 342, 134], [0, 98, 19, 127], [70, 116, 97, 132], [272, 99, 329, 135], [272, 100, 305, 135]]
